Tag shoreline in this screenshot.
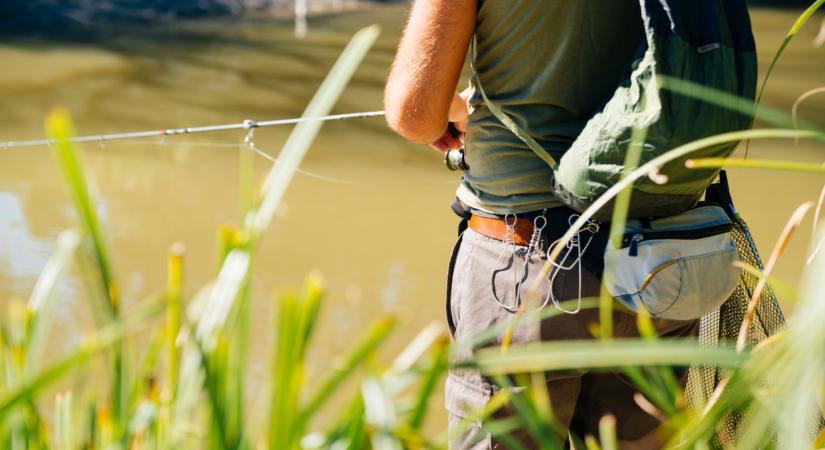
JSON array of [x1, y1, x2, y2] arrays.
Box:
[[0, 1, 399, 37]]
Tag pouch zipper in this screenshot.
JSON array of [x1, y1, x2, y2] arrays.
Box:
[[624, 223, 733, 257]]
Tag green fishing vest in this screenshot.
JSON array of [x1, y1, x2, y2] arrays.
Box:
[[477, 0, 757, 219], [461, 0, 644, 214]]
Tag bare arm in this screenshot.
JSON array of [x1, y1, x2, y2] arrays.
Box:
[[384, 0, 477, 149]]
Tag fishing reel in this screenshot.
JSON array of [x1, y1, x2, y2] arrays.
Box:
[[443, 122, 469, 171], [444, 148, 469, 171]]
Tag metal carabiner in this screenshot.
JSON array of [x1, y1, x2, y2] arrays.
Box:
[[491, 213, 520, 313], [514, 214, 548, 306], [541, 214, 600, 314]]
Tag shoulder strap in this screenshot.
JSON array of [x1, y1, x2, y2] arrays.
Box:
[[470, 38, 558, 171]]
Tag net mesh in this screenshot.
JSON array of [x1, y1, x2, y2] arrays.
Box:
[[684, 215, 786, 446]]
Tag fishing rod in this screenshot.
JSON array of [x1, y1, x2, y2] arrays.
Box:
[[0, 111, 386, 149], [1, 109, 469, 171]]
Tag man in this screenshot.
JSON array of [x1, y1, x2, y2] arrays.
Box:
[[384, 1, 698, 448]]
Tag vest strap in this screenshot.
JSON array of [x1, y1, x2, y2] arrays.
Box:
[[470, 38, 558, 171]]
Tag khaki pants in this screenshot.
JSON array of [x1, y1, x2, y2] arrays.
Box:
[[445, 227, 698, 449]]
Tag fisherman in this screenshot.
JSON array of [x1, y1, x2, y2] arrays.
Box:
[[384, 0, 700, 448]]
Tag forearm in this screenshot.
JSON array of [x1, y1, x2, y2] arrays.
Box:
[[384, 0, 476, 144]]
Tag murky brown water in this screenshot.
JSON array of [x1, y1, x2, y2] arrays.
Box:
[[1, 5, 824, 430]]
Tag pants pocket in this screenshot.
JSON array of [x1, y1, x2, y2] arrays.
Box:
[[445, 372, 492, 450]]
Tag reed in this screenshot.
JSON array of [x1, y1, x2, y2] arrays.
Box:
[[1, 2, 824, 449]]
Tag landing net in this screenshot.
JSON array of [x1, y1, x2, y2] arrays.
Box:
[[684, 215, 785, 446]]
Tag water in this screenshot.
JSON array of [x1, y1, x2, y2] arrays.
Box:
[[1, 4, 824, 430]]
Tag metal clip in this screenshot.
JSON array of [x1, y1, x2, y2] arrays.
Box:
[[491, 213, 520, 313], [243, 119, 258, 148], [542, 215, 600, 314], [514, 214, 547, 305]]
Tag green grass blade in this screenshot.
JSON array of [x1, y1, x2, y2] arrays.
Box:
[[481, 418, 530, 450], [686, 157, 825, 173], [406, 336, 449, 431], [621, 367, 678, 417], [186, 248, 250, 449], [194, 249, 250, 352], [771, 223, 825, 448], [658, 76, 824, 134], [568, 432, 589, 450], [27, 230, 80, 314], [534, 128, 824, 302], [197, 336, 232, 449], [129, 325, 164, 411], [270, 292, 298, 448], [451, 299, 601, 356], [165, 243, 184, 404], [598, 416, 618, 450], [268, 276, 323, 449], [343, 412, 368, 450], [629, 310, 683, 418], [789, 0, 825, 36], [248, 25, 381, 237], [734, 262, 799, 303], [25, 230, 81, 375], [297, 275, 323, 350], [217, 225, 242, 270], [317, 394, 367, 449], [757, 0, 825, 106], [168, 341, 204, 447], [386, 322, 444, 377], [361, 377, 402, 450], [298, 317, 396, 426], [54, 391, 72, 450], [212, 224, 252, 448], [528, 372, 558, 435], [491, 375, 562, 449], [434, 390, 511, 448], [600, 125, 649, 339], [245, 24, 380, 443], [473, 340, 747, 375], [45, 108, 130, 444], [44, 109, 118, 317], [585, 435, 602, 450], [0, 297, 163, 420]]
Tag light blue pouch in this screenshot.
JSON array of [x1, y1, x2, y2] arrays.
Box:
[[605, 205, 740, 320]]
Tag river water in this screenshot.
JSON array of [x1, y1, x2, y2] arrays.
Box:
[[1, 4, 823, 430]]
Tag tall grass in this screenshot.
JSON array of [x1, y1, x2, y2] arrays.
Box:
[[0, 25, 446, 450], [2, 2, 825, 450]]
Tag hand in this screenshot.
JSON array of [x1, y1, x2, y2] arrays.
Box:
[[429, 90, 472, 152], [452, 87, 473, 133]]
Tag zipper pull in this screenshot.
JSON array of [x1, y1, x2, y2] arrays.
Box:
[[628, 234, 643, 257]]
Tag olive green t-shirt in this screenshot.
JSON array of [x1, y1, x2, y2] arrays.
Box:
[[457, 0, 644, 214]]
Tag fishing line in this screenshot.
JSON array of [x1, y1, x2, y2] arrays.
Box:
[[245, 141, 358, 185], [1, 110, 460, 187], [60, 136, 458, 187], [80, 135, 363, 185], [1, 111, 380, 185]]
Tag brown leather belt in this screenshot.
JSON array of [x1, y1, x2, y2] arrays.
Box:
[[468, 214, 538, 246]]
